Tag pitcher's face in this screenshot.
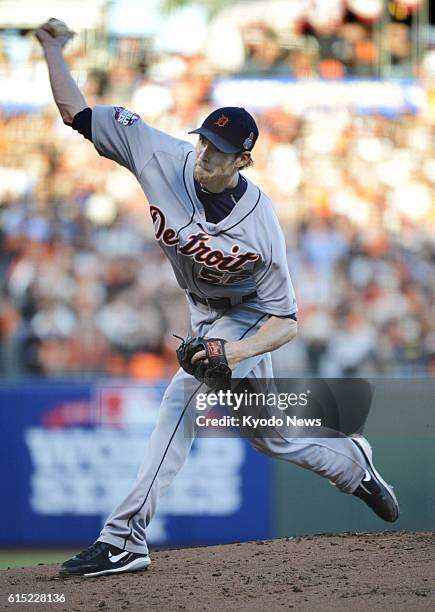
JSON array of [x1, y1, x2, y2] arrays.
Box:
[[193, 135, 239, 188]]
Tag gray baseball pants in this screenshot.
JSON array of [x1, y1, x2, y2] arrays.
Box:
[[98, 302, 366, 554]]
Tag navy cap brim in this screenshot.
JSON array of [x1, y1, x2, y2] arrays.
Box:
[[188, 127, 242, 154]]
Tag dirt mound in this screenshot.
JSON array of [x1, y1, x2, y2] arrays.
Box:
[[1, 531, 433, 611]]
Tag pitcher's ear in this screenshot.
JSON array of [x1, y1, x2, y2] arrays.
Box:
[[235, 152, 253, 170], [235, 152, 251, 168]]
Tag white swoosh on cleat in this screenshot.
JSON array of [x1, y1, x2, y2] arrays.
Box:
[[108, 551, 130, 564]]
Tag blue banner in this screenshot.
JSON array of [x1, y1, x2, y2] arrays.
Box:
[[0, 381, 272, 547]]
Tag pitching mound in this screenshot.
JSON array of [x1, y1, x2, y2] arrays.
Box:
[[1, 531, 433, 611]]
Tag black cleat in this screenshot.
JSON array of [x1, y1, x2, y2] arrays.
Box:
[[351, 437, 399, 523], [59, 541, 151, 577]]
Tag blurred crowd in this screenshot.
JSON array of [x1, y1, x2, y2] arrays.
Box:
[[0, 9, 434, 379]]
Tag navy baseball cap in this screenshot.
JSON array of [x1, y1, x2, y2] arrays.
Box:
[[189, 107, 259, 154]]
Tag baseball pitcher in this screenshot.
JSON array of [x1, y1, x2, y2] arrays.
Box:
[[35, 19, 399, 578]]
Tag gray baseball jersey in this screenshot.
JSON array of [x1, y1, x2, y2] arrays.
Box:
[[92, 105, 297, 317], [89, 106, 367, 556]]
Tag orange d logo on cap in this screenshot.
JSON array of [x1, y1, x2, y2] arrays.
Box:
[[214, 114, 229, 128]]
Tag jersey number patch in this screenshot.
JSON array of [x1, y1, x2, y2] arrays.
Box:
[[198, 267, 250, 285]]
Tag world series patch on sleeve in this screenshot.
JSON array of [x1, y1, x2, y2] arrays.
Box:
[[113, 107, 140, 126]]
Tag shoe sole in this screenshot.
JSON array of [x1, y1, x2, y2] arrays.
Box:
[[60, 556, 151, 578], [84, 556, 151, 577], [351, 436, 399, 521]]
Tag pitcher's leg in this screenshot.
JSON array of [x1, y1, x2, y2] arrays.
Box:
[[99, 369, 204, 554], [238, 363, 399, 521], [234, 371, 367, 492], [250, 432, 398, 521], [249, 433, 365, 493]]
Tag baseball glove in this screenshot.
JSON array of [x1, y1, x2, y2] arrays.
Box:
[[175, 335, 232, 389]]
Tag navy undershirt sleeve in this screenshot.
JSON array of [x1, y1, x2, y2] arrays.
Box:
[[72, 107, 93, 141]]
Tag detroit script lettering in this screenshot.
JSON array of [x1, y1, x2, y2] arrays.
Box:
[[150, 205, 260, 273]]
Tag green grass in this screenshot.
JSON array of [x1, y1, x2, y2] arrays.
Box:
[[0, 550, 77, 570]]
